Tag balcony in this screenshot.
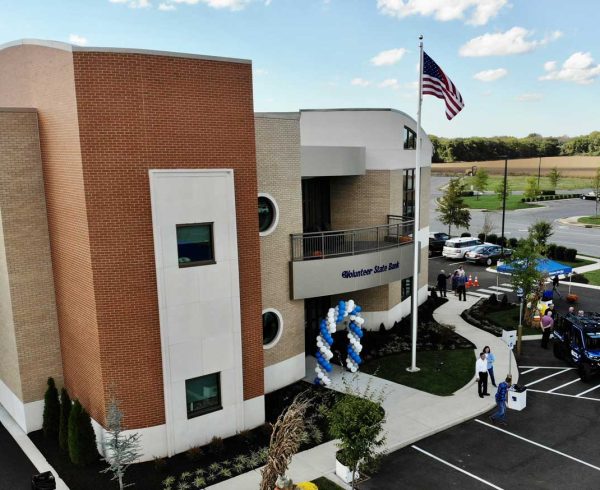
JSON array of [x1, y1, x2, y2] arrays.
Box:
[[289, 215, 415, 299]]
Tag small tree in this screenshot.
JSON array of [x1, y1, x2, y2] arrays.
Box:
[[59, 388, 72, 452], [437, 177, 471, 235], [43, 377, 60, 439], [524, 176, 540, 200], [68, 400, 83, 464], [548, 167, 561, 190], [327, 379, 386, 490], [528, 220, 554, 253], [480, 213, 495, 241], [495, 179, 512, 201], [68, 400, 98, 466], [260, 393, 312, 490], [593, 167, 600, 217], [472, 167, 489, 200], [101, 398, 142, 490]]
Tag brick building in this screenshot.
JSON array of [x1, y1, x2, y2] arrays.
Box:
[[0, 40, 431, 460]]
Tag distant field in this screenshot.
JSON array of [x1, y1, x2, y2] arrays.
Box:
[[432, 156, 600, 177], [463, 175, 590, 191]]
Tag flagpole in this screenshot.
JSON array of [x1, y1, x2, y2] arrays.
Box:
[[408, 35, 424, 373]]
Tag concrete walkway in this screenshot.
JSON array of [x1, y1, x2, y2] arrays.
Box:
[[207, 295, 518, 489], [558, 216, 600, 228]]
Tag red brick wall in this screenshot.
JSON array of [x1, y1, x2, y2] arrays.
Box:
[[72, 51, 264, 428], [0, 45, 106, 422]]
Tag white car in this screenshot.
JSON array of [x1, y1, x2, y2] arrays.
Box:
[[581, 191, 598, 201], [442, 237, 485, 259]]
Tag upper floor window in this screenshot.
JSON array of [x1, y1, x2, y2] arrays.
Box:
[[403, 169, 415, 218], [404, 126, 417, 150], [176, 223, 215, 267]]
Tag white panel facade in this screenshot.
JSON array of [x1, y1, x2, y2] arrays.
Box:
[[299, 109, 433, 171], [149, 169, 252, 457]]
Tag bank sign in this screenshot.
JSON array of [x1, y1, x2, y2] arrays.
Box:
[[341, 261, 400, 279]]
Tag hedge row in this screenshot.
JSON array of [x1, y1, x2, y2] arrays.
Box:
[[521, 193, 579, 202], [474, 235, 578, 261]]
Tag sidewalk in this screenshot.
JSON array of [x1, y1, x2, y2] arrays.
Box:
[[558, 216, 600, 228], [207, 295, 518, 489]]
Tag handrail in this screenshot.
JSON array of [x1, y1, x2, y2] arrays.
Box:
[[291, 215, 415, 262]]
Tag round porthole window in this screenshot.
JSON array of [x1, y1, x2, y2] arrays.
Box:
[[258, 194, 279, 236], [262, 309, 283, 348]]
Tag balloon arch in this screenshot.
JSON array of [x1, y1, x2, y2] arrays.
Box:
[[314, 299, 365, 386]]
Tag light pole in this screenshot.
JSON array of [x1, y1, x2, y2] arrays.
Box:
[[500, 156, 508, 253], [537, 156, 542, 190]]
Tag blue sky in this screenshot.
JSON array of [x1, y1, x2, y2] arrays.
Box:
[[1, 0, 598, 138]]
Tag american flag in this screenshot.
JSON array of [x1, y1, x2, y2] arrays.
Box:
[[422, 52, 464, 120]]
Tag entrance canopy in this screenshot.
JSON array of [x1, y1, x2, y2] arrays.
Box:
[[497, 258, 573, 276]]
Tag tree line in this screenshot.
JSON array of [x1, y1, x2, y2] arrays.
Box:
[[430, 131, 600, 163]]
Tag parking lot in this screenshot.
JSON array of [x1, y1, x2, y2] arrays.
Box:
[[361, 341, 600, 489]]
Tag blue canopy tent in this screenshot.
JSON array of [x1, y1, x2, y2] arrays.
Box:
[[497, 258, 573, 277]]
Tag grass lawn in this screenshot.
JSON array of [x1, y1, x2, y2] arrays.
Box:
[[463, 175, 590, 192], [487, 306, 539, 336], [463, 194, 538, 211], [361, 349, 475, 396], [312, 477, 345, 490], [578, 216, 600, 225], [557, 258, 595, 268], [583, 270, 600, 286]]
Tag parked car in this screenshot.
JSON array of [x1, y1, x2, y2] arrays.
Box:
[[465, 245, 513, 266], [580, 191, 598, 201], [442, 237, 485, 259], [553, 312, 600, 381], [429, 232, 450, 257]]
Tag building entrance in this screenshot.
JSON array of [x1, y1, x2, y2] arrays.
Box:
[[304, 295, 331, 356]]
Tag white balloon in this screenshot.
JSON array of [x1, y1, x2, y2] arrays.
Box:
[[317, 372, 324, 378], [349, 315, 356, 321], [347, 333, 352, 339], [317, 341, 323, 348], [356, 345, 363, 353]]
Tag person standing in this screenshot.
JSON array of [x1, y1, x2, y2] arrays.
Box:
[[552, 274, 562, 298], [484, 345, 496, 387], [451, 270, 459, 296], [456, 272, 467, 301], [540, 310, 554, 349], [489, 374, 512, 426], [475, 352, 490, 398], [437, 269, 451, 297]]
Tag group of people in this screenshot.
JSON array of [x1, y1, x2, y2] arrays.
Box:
[[475, 345, 512, 425], [436, 266, 468, 301]]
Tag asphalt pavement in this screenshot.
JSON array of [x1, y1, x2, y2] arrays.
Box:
[[0, 421, 37, 490], [430, 176, 600, 257], [360, 340, 600, 490]]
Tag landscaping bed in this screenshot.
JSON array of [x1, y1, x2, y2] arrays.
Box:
[[31, 381, 338, 490], [312, 476, 346, 489], [461, 295, 539, 337], [578, 216, 600, 226], [463, 194, 537, 211]]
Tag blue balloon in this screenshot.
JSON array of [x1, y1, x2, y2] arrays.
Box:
[[355, 306, 362, 313]]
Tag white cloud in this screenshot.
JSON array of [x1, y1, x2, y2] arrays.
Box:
[[69, 34, 88, 46], [109, 0, 151, 7], [516, 93, 543, 101], [540, 52, 600, 85], [459, 27, 562, 57], [473, 68, 507, 82], [351, 78, 371, 87], [254, 68, 268, 76], [371, 48, 407, 66], [377, 0, 508, 26], [158, 2, 176, 9], [378, 78, 401, 89], [168, 0, 252, 10]]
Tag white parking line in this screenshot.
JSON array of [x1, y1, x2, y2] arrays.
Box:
[[576, 383, 600, 397], [501, 283, 513, 287], [520, 367, 539, 375], [475, 288, 496, 294], [519, 366, 576, 370], [527, 389, 600, 402], [526, 368, 572, 387], [469, 292, 489, 298], [411, 445, 504, 489], [475, 419, 600, 472], [548, 378, 582, 393]]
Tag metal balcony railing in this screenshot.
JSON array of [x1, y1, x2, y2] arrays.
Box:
[[291, 215, 415, 261]]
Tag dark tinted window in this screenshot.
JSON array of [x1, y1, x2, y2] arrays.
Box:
[[186, 373, 221, 418], [263, 311, 280, 345], [177, 223, 214, 267], [258, 196, 276, 233]]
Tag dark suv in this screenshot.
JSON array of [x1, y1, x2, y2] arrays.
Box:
[[553, 312, 600, 381], [429, 232, 450, 257]]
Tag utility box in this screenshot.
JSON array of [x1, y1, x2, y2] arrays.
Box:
[[508, 387, 527, 411], [502, 330, 517, 350]]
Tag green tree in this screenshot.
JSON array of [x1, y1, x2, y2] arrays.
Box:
[[593, 167, 600, 217], [548, 167, 561, 190], [327, 380, 386, 490], [59, 388, 72, 452], [69, 400, 98, 466], [437, 177, 471, 235], [472, 167, 489, 200], [495, 179, 512, 201], [528, 220, 554, 252], [524, 176, 539, 200], [43, 377, 60, 439], [68, 400, 83, 464]]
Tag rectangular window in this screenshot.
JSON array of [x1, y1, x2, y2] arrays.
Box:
[[402, 276, 413, 301], [403, 169, 415, 218], [404, 126, 417, 150], [177, 223, 215, 267], [185, 373, 222, 419]]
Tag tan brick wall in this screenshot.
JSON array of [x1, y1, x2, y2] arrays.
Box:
[[0, 110, 63, 403], [255, 116, 305, 367]]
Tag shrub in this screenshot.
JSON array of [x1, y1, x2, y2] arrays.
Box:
[[565, 248, 577, 262], [555, 246, 566, 260], [546, 243, 557, 259], [508, 238, 518, 248], [497, 236, 507, 248], [208, 436, 225, 457], [571, 273, 589, 284], [68, 400, 82, 464], [68, 400, 98, 465], [59, 388, 71, 452], [520, 198, 525, 203], [487, 294, 498, 305], [43, 377, 60, 440], [541, 189, 556, 195], [461, 232, 472, 237], [154, 456, 168, 472], [478, 233, 486, 242], [487, 233, 498, 244], [186, 446, 204, 461], [501, 294, 508, 306]]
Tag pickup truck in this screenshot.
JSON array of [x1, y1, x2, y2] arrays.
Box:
[[429, 232, 450, 257]]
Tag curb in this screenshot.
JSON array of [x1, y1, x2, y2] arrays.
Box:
[[557, 216, 600, 228]]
